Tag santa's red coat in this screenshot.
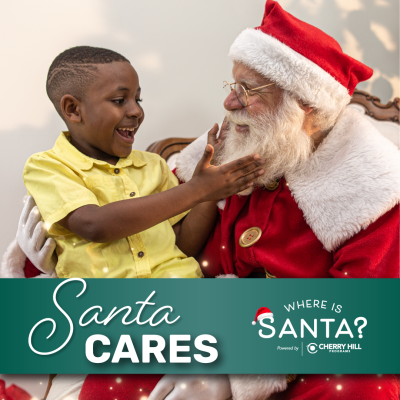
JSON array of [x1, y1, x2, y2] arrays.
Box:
[[76, 374, 400, 400], [0, 379, 32, 400], [272, 374, 400, 400], [198, 178, 399, 279]]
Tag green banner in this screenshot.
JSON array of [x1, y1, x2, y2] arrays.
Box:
[[0, 279, 398, 374]]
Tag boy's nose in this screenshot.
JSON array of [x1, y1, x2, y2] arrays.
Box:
[[127, 101, 143, 119], [224, 90, 245, 112]]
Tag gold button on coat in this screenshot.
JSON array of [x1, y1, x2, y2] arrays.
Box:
[[265, 179, 280, 191], [239, 227, 262, 248]]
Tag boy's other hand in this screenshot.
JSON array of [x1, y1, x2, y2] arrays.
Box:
[[190, 134, 265, 202], [17, 196, 57, 274]]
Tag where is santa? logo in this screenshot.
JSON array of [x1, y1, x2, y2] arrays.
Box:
[[251, 305, 367, 353]]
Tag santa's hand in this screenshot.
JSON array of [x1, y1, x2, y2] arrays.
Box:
[[148, 375, 232, 400], [208, 119, 229, 164], [16, 196, 56, 274]]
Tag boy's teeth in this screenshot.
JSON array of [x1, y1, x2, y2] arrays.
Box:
[[117, 128, 135, 139], [117, 129, 132, 138]]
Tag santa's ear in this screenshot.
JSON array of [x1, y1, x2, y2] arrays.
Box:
[[299, 102, 313, 115]]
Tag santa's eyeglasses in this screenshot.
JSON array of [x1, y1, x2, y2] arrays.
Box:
[[223, 81, 275, 107]]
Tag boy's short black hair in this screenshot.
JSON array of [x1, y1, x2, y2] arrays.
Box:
[[46, 46, 129, 117]]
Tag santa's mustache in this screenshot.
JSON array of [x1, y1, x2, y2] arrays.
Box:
[[225, 108, 262, 129]]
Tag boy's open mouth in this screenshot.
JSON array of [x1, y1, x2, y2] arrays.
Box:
[[116, 127, 135, 143]]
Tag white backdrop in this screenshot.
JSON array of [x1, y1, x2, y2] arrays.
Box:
[[0, 0, 398, 395]]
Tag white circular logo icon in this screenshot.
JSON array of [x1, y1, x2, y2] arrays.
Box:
[[307, 343, 318, 354]]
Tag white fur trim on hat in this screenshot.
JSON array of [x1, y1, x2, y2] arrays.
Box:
[[229, 374, 287, 400], [257, 313, 273, 321], [286, 107, 400, 251], [229, 28, 351, 117]]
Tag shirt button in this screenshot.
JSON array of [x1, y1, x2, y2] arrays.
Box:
[[114, 168, 120, 174], [130, 192, 136, 197], [138, 251, 144, 258]]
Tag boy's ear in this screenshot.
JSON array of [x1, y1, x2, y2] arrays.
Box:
[[60, 95, 82, 123]]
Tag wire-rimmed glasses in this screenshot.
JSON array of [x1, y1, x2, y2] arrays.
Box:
[[223, 81, 275, 107]]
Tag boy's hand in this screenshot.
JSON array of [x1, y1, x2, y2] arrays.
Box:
[[16, 196, 57, 274], [190, 132, 264, 202]]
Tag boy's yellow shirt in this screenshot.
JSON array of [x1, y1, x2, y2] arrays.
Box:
[[23, 132, 203, 279]]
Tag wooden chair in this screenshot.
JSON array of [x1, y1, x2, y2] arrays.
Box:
[[350, 90, 399, 123], [146, 137, 197, 161], [146, 90, 400, 160]]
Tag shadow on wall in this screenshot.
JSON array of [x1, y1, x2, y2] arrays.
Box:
[[280, 0, 399, 101], [0, 114, 66, 262]]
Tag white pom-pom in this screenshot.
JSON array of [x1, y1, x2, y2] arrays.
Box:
[[252, 321, 256, 325]]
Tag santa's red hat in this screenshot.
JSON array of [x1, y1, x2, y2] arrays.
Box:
[[252, 307, 274, 325], [229, 0, 373, 117]]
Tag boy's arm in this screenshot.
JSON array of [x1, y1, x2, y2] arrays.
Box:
[[175, 201, 218, 257], [174, 121, 229, 257], [59, 140, 264, 243]]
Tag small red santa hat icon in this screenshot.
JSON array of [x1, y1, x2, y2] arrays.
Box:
[[252, 307, 274, 325]]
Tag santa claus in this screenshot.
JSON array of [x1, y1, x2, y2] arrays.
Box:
[[1, 1, 399, 399]]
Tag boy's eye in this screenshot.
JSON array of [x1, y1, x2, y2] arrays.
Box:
[[112, 99, 125, 105], [136, 98, 143, 104]]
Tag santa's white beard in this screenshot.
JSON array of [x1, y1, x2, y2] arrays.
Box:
[[215, 91, 313, 195]]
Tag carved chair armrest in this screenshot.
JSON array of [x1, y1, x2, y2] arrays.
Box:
[[351, 89, 399, 124], [146, 137, 197, 161]]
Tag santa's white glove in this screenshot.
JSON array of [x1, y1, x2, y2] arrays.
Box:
[[148, 375, 232, 400], [16, 195, 57, 274]]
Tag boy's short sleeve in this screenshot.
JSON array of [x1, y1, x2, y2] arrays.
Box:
[[158, 157, 190, 226], [23, 154, 99, 230]]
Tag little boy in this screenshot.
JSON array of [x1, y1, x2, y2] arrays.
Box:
[[23, 46, 264, 279]]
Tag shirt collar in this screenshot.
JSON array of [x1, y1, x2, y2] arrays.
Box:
[[53, 132, 147, 170]]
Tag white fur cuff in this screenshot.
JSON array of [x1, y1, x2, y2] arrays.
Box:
[[0, 238, 26, 278], [175, 131, 208, 183]]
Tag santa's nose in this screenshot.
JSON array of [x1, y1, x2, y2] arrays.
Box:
[[224, 90, 245, 111]]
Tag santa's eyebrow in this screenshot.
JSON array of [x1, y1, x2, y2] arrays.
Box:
[[239, 78, 264, 88]]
